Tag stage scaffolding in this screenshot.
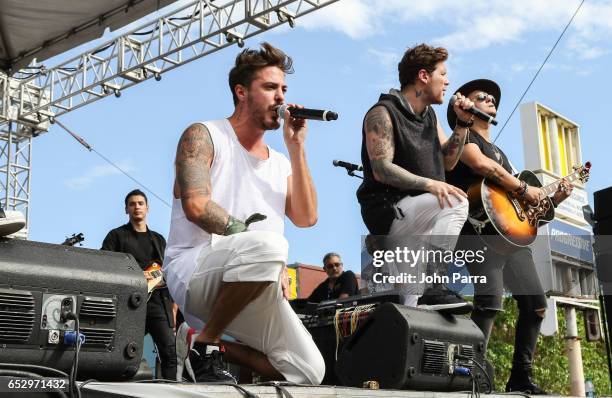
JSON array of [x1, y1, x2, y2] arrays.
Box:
[[0, 0, 339, 235]]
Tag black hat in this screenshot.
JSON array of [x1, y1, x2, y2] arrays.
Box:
[[447, 79, 501, 130]]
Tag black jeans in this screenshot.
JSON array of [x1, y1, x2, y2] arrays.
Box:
[[459, 235, 547, 371], [146, 289, 177, 380]]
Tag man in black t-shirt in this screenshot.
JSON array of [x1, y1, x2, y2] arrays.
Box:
[[102, 189, 177, 380], [446, 79, 573, 394], [308, 253, 359, 303]]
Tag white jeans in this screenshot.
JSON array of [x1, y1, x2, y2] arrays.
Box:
[[388, 193, 469, 306], [165, 230, 325, 385]]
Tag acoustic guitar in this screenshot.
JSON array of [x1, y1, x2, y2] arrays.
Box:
[[466, 162, 591, 251]]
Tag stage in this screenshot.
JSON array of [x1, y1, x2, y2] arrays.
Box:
[[50, 382, 564, 398]]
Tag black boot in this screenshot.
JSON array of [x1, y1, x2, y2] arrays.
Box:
[[505, 305, 547, 394], [505, 365, 547, 394]]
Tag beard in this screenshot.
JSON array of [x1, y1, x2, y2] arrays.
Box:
[[249, 98, 281, 131], [423, 85, 444, 105]]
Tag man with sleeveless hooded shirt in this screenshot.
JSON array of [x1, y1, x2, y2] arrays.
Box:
[[164, 42, 324, 385], [357, 43, 474, 313]]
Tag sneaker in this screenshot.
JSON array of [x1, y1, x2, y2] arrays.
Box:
[[417, 286, 473, 315], [0, 209, 25, 237], [175, 322, 196, 381], [186, 342, 237, 383]]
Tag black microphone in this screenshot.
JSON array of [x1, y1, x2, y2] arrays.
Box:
[[450, 95, 498, 126], [277, 104, 338, 121], [333, 160, 363, 172]]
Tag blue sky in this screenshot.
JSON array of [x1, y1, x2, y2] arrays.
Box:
[[27, 0, 612, 273]]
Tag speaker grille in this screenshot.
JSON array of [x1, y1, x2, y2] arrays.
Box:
[[80, 328, 115, 347], [460, 344, 475, 370], [0, 289, 35, 343], [79, 297, 116, 318], [422, 340, 446, 374]]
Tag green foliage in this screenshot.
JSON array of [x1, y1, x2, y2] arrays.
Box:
[[487, 297, 611, 395]]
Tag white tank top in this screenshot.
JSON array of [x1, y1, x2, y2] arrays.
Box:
[[164, 119, 292, 266]]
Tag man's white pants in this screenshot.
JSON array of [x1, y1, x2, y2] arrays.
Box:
[[166, 230, 325, 385], [387, 193, 469, 306]]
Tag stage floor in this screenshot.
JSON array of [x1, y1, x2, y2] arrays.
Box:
[[74, 382, 568, 398]]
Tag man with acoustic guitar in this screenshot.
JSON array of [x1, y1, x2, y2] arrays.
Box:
[[101, 189, 177, 380], [446, 79, 573, 394]]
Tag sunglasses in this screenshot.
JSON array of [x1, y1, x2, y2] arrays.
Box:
[[324, 262, 343, 269], [474, 92, 496, 105]]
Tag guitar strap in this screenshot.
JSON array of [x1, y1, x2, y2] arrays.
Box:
[[147, 229, 165, 265]]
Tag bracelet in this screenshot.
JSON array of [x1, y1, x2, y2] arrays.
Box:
[[456, 118, 474, 128], [514, 180, 527, 196]]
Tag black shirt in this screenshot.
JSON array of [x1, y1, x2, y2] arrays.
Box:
[[357, 90, 445, 235], [101, 223, 166, 270], [308, 271, 359, 303], [446, 130, 513, 235], [446, 130, 513, 193]]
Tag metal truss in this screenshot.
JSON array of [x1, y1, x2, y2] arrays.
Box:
[[0, 0, 339, 131], [0, 0, 339, 237], [0, 122, 32, 238]]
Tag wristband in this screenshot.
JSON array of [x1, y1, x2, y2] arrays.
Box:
[[223, 215, 247, 236]]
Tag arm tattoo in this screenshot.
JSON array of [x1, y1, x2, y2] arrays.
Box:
[[175, 123, 228, 234], [442, 128, 468, 164], [365, 106, 429, 191], [485, 167, 502, 185]]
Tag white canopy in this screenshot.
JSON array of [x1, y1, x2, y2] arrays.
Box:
[[0, 0, 180, 73]]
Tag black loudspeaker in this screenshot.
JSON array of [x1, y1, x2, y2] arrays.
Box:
[[594, 186, 612, 383], [0, 238, 147, 380], [336, 303, 486, 391], [594, 187, 612, 224]]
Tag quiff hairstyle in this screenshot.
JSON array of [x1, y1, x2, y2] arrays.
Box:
[[228, 42, 294, 105], [398, 44, 448, 90]]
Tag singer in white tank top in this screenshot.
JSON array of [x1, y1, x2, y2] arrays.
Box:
[[163, 46, 324, 385]]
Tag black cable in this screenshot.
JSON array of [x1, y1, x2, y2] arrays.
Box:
[[471, 359, 492, 394], [75, 378, 98, 393], [131, 378, 256, 397], [53, 119, 171, 208], [493, 0, 586, 143], [0, 363, 68, 377], [65, 312, 82, 398], [456, 355, 492, 394]]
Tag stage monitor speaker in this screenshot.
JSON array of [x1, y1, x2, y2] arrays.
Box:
[[0, 238, 147, 381], [594, 187, 612, 223], [336, 303, 486, 391]]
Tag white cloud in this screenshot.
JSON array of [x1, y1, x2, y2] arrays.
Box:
[[299, 0, 612, 59], [299, 0, 379, 39], [366, 47, 400, 70], [566, 37, 608, 60], [65, 161, 135, 190]]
